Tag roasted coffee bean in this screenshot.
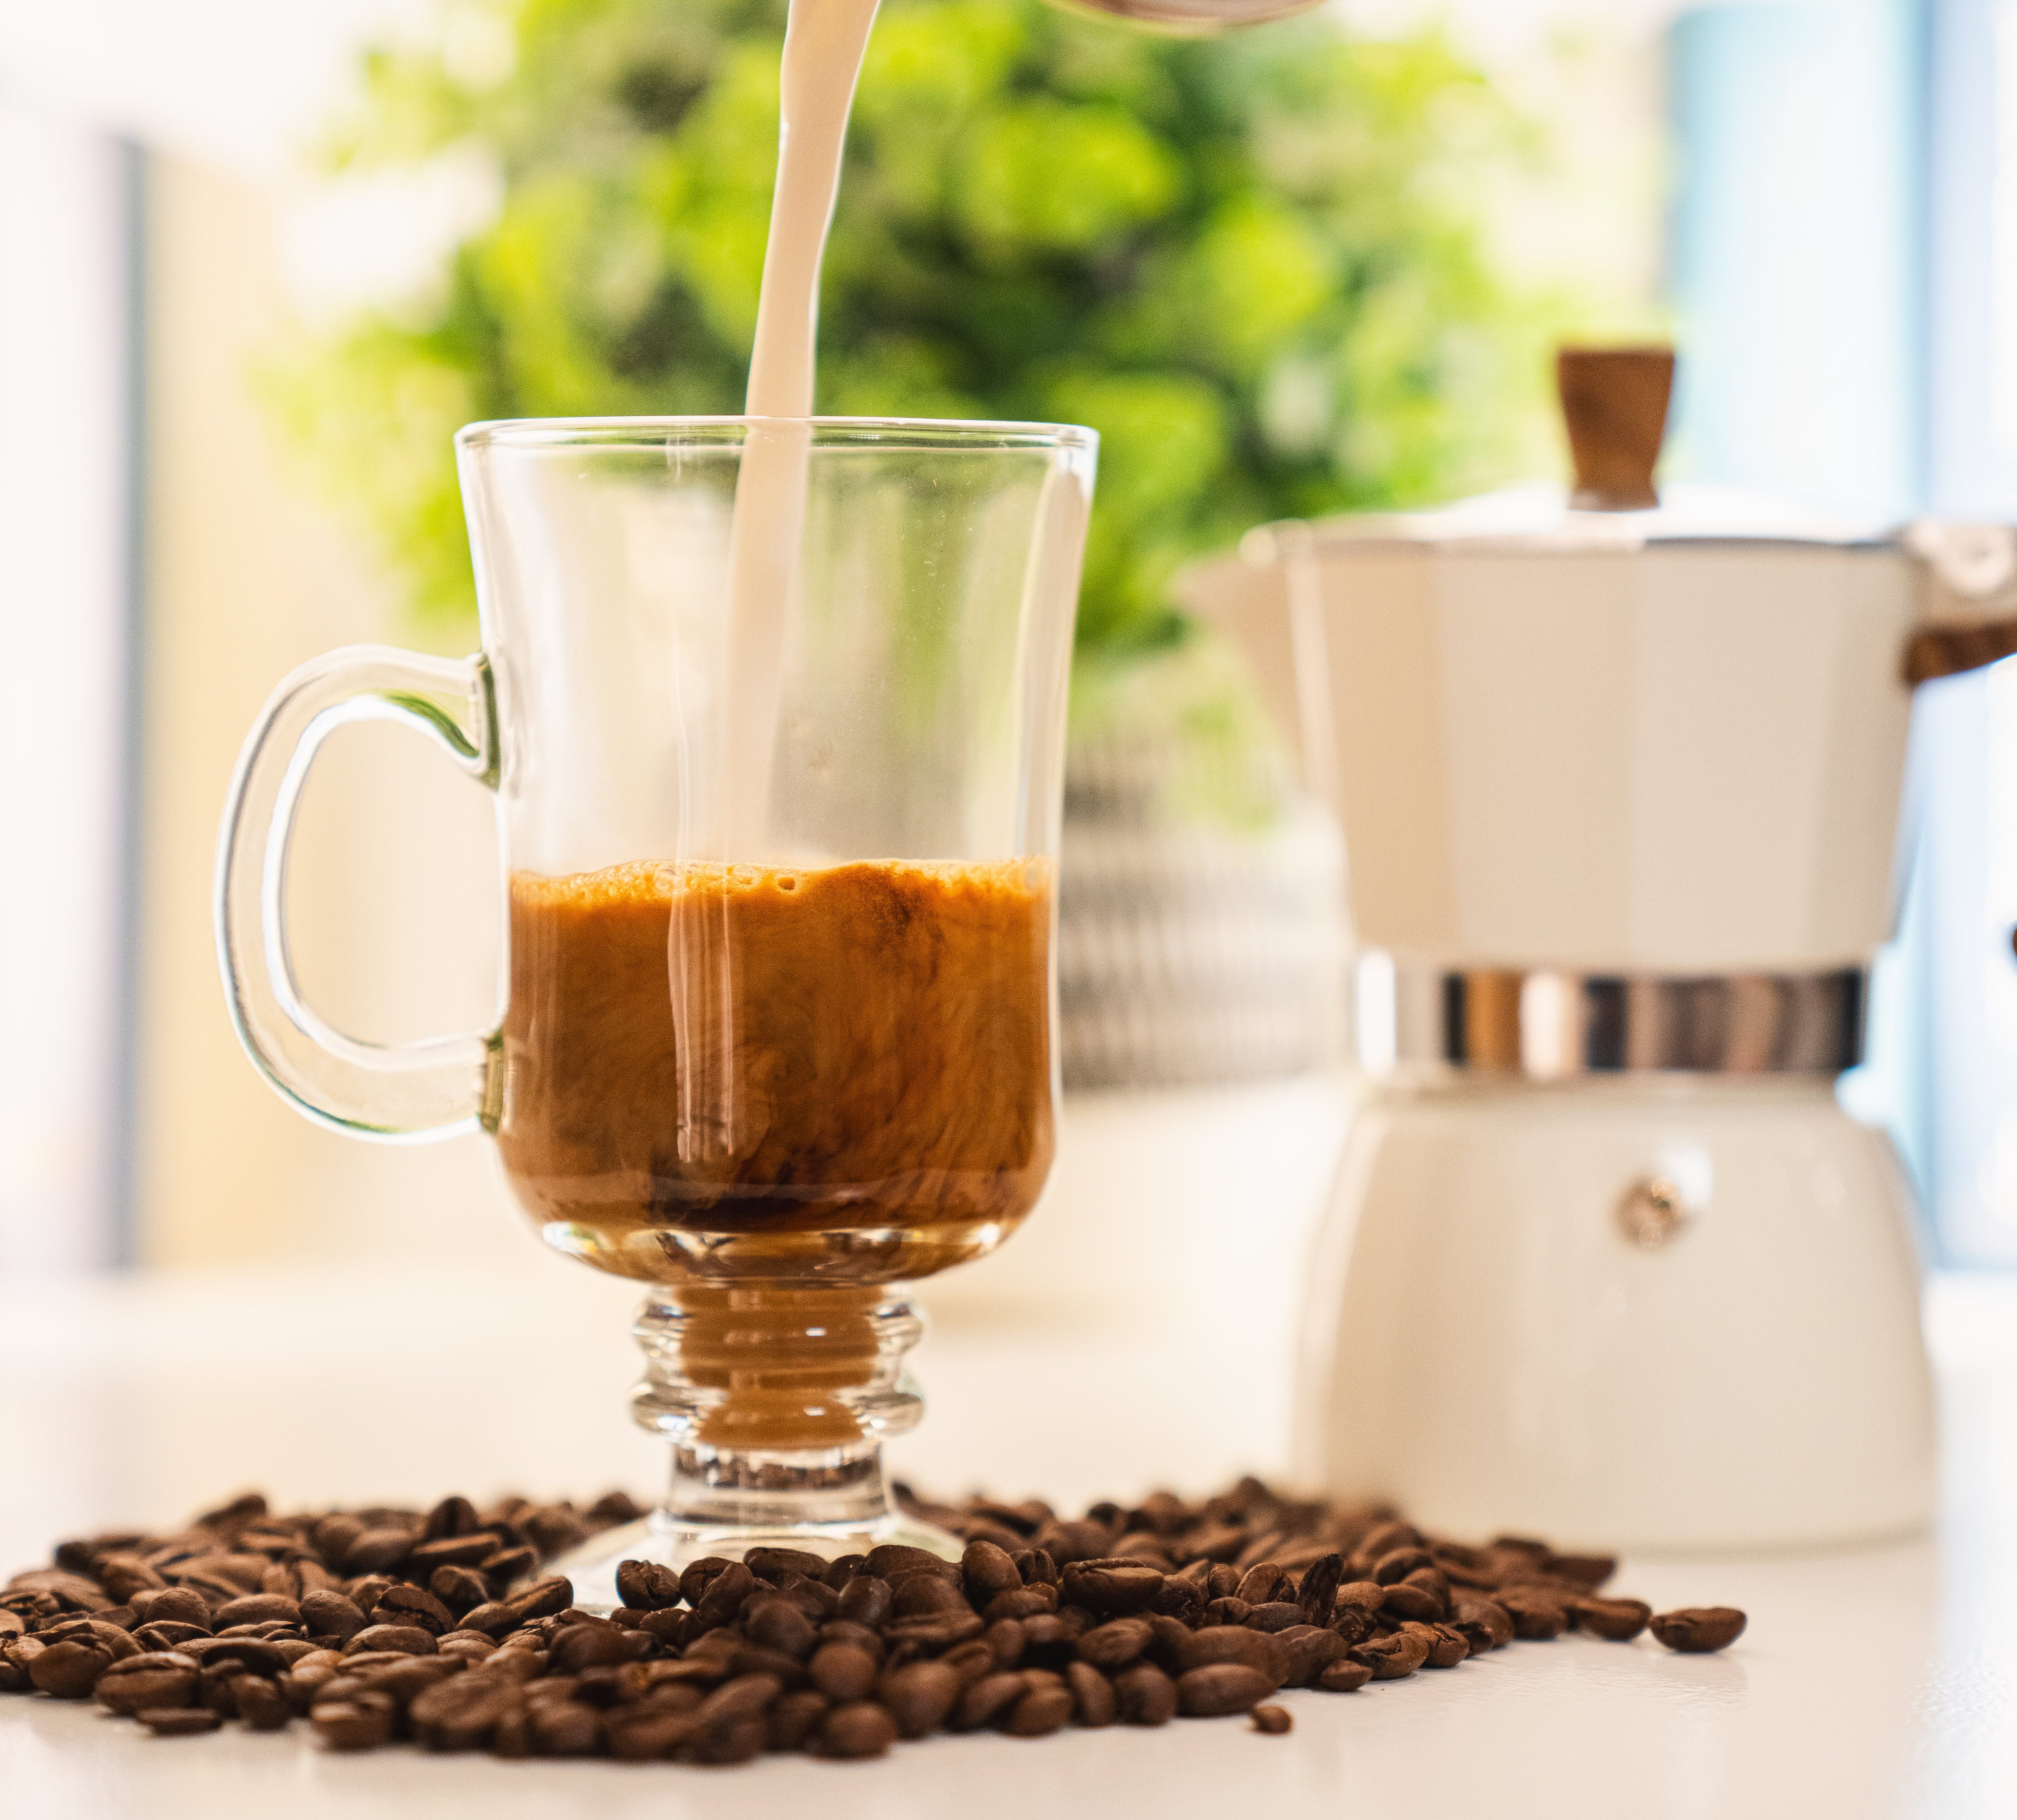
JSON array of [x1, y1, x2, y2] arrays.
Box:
[[29, 1640, 114, 1698], [835, 1574, 893, 1628], [312, 1694, 396, 1750], [865, 1545, 955, 1582], [1245, 1601, 1305, 1634], [961, 1539, 1021, 1605], [884, 1611, 984, 1650], [982, 1585, 1056, 1622], [1574, 1597, 1652, 1642], [130, 1587, 211, 1631], [549, 1621, 649, 1672], [691, 1562, 755, 1631], [1114, 1661, 1178, 1726], [479, 1546, 538, 1588], [1371, 1547, 1433, 1586], [1235, 1563, 1289, 1606], [1006, 1683, 1074, 1736], [1252, 1703, 1292, 1734], [345, 1624, 436, 1657], [1546, 1553, 1617, 1591], [233, 1673, 292, 1730], [1421, 1624, 1471, 1668], [212, 1594, 299, 1629], [429, 1566, 491, 1614], [1494, 1587, 1569, 1642], [809, 1642, 877, 1703], [96, 1555, 167, 1603], [882, 1660, 961, 1737], [892, 1572, 968, 1618], [1650, 1607, 1747, 1653], [1296, 1552, 1345, 1625], [819, 1700, 897, 1759], [138, 1706, 222, 1736], [613, 1560, 682, 1612], [299, 1590, 366, 1641], [1177, 1662, 1272, 1717], [1170, 1626, 1286, 1686], [1015, 1548, 1060, 1588], [342, 1528, 414, 1575], [1066, 1659, 1116, 1726], [1350, 1628, 1431, 1680], [1382, 1581, 1444, 1623], [739, 1546, 827, 1587], [1076, 1616, 1153, 1671], [767, 1688, 830, 1751], [530, 1700, 602, 1756], [96, 1652, 200, 1715], [1317, 1658, 1374, 1693], [1061, 1560, 1164, 1615], [1450, 1593, 1515, 1651], [743, 1596, 818, 1660], [1274, 1624, 1348, 1688], [952, 1670, 1025, 1731], [375, 1584, 454, 1635], [504, 1577, 573, 1623]]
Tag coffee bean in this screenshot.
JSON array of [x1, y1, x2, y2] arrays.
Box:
[[312, 1694, 397, 1750], [1317, 1659, 1374, 1693], [690, 1563, 755, 1631], [344, 1624, 435, 1657], [953, 1670, 1024, 1731], [1006, 1683, 1073, 1736], [1066, 1659, 1116, 1726], [835, 1574, 892, 1628], [299, 1589, 366, 1642], [1170, 1625, 1287, 1686], [479, 1545, 538, 1588], [1420, 1623, 1471, 1668], [961, 1539, 1021, 1605], [810, 1642, 877, 1702], [1244, 1601, 1305, 1634], [1296, 1553, 1345, 1626], [29, 1640, 113, 1698], [1236, 1563, 1289, 1606], [1177, 1662, 1272, 1717], [97, 1652, 200, 1715], [1381, 1582, 1444, 1622], [342, 1528, 414, 1575], [504, 1576, 573, 1623], [1076, 1616, 1153, 1671], [1274, 1624, 1347, 1688], [1061, 1560, 1164, 1615], [530, 1700, 602, 1756], [130, 1587, 210, 1631], [1114, 1662, 1178, 1726], [1546, 1553, 1617, 1591], [1350, 1628, 1431, 1680], [212, 1594, 299, 1629], [1493, 1587, 1569, 1641], [1574, 1597, 1652, 1642], [818, 1700, 897, 1759], [881, 1660, 960, 1737], [138, 1706, 222, 1736], [233, 1673, 292, 1730], [375, 1583, 454, 1634], [1650, 1607, 1747, 1653], [767, 1688, 830, 1751], [613, 1560, 682, 1612], [1252, 1703, 1292, 1734]]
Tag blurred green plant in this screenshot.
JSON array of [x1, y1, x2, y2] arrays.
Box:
[[273, 0, 1547, 651]]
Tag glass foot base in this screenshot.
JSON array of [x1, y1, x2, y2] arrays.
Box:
[[551, 1507, 963, 1613]]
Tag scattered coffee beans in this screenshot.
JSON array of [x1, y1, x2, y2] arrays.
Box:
[[0, 1480, 1745, 1767]]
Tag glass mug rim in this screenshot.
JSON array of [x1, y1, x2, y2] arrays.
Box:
[[455, 412, 1100, 455]]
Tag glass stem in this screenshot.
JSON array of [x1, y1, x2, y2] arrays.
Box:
[[631, 1284, 924, 1537]]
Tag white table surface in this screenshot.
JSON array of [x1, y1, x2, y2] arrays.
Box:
[[3, 1255, 2013, 1820]]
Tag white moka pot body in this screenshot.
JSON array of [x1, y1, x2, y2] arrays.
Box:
[[1222, 529, 1922, 973], [1296, 1077, 1935, 1551]]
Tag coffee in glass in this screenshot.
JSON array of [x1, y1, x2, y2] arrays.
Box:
[[217, 418, 1094, 1596]]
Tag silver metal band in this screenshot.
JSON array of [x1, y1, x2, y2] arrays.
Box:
[[1359, 957, 1866, 1078]]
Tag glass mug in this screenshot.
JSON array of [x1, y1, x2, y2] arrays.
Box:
[[217, 417, 1095, 1597]]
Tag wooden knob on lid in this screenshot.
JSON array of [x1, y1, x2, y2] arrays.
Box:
[[1557, 345, 1674, 511]]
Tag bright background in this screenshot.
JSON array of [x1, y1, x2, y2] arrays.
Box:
[[0, 0, 2013, 1305]]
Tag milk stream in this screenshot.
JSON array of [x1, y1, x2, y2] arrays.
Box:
[[720, 0, 882, 844], [687, 0, 882, 1161]]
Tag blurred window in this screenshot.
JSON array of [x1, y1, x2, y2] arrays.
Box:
[[0, 99, 143, 1272]]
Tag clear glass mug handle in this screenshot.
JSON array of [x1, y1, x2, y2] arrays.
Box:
[[214, 646, 500, 1139]]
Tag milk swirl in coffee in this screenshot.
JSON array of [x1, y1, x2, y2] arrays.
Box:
[[497, 0, 1058, 1286]]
